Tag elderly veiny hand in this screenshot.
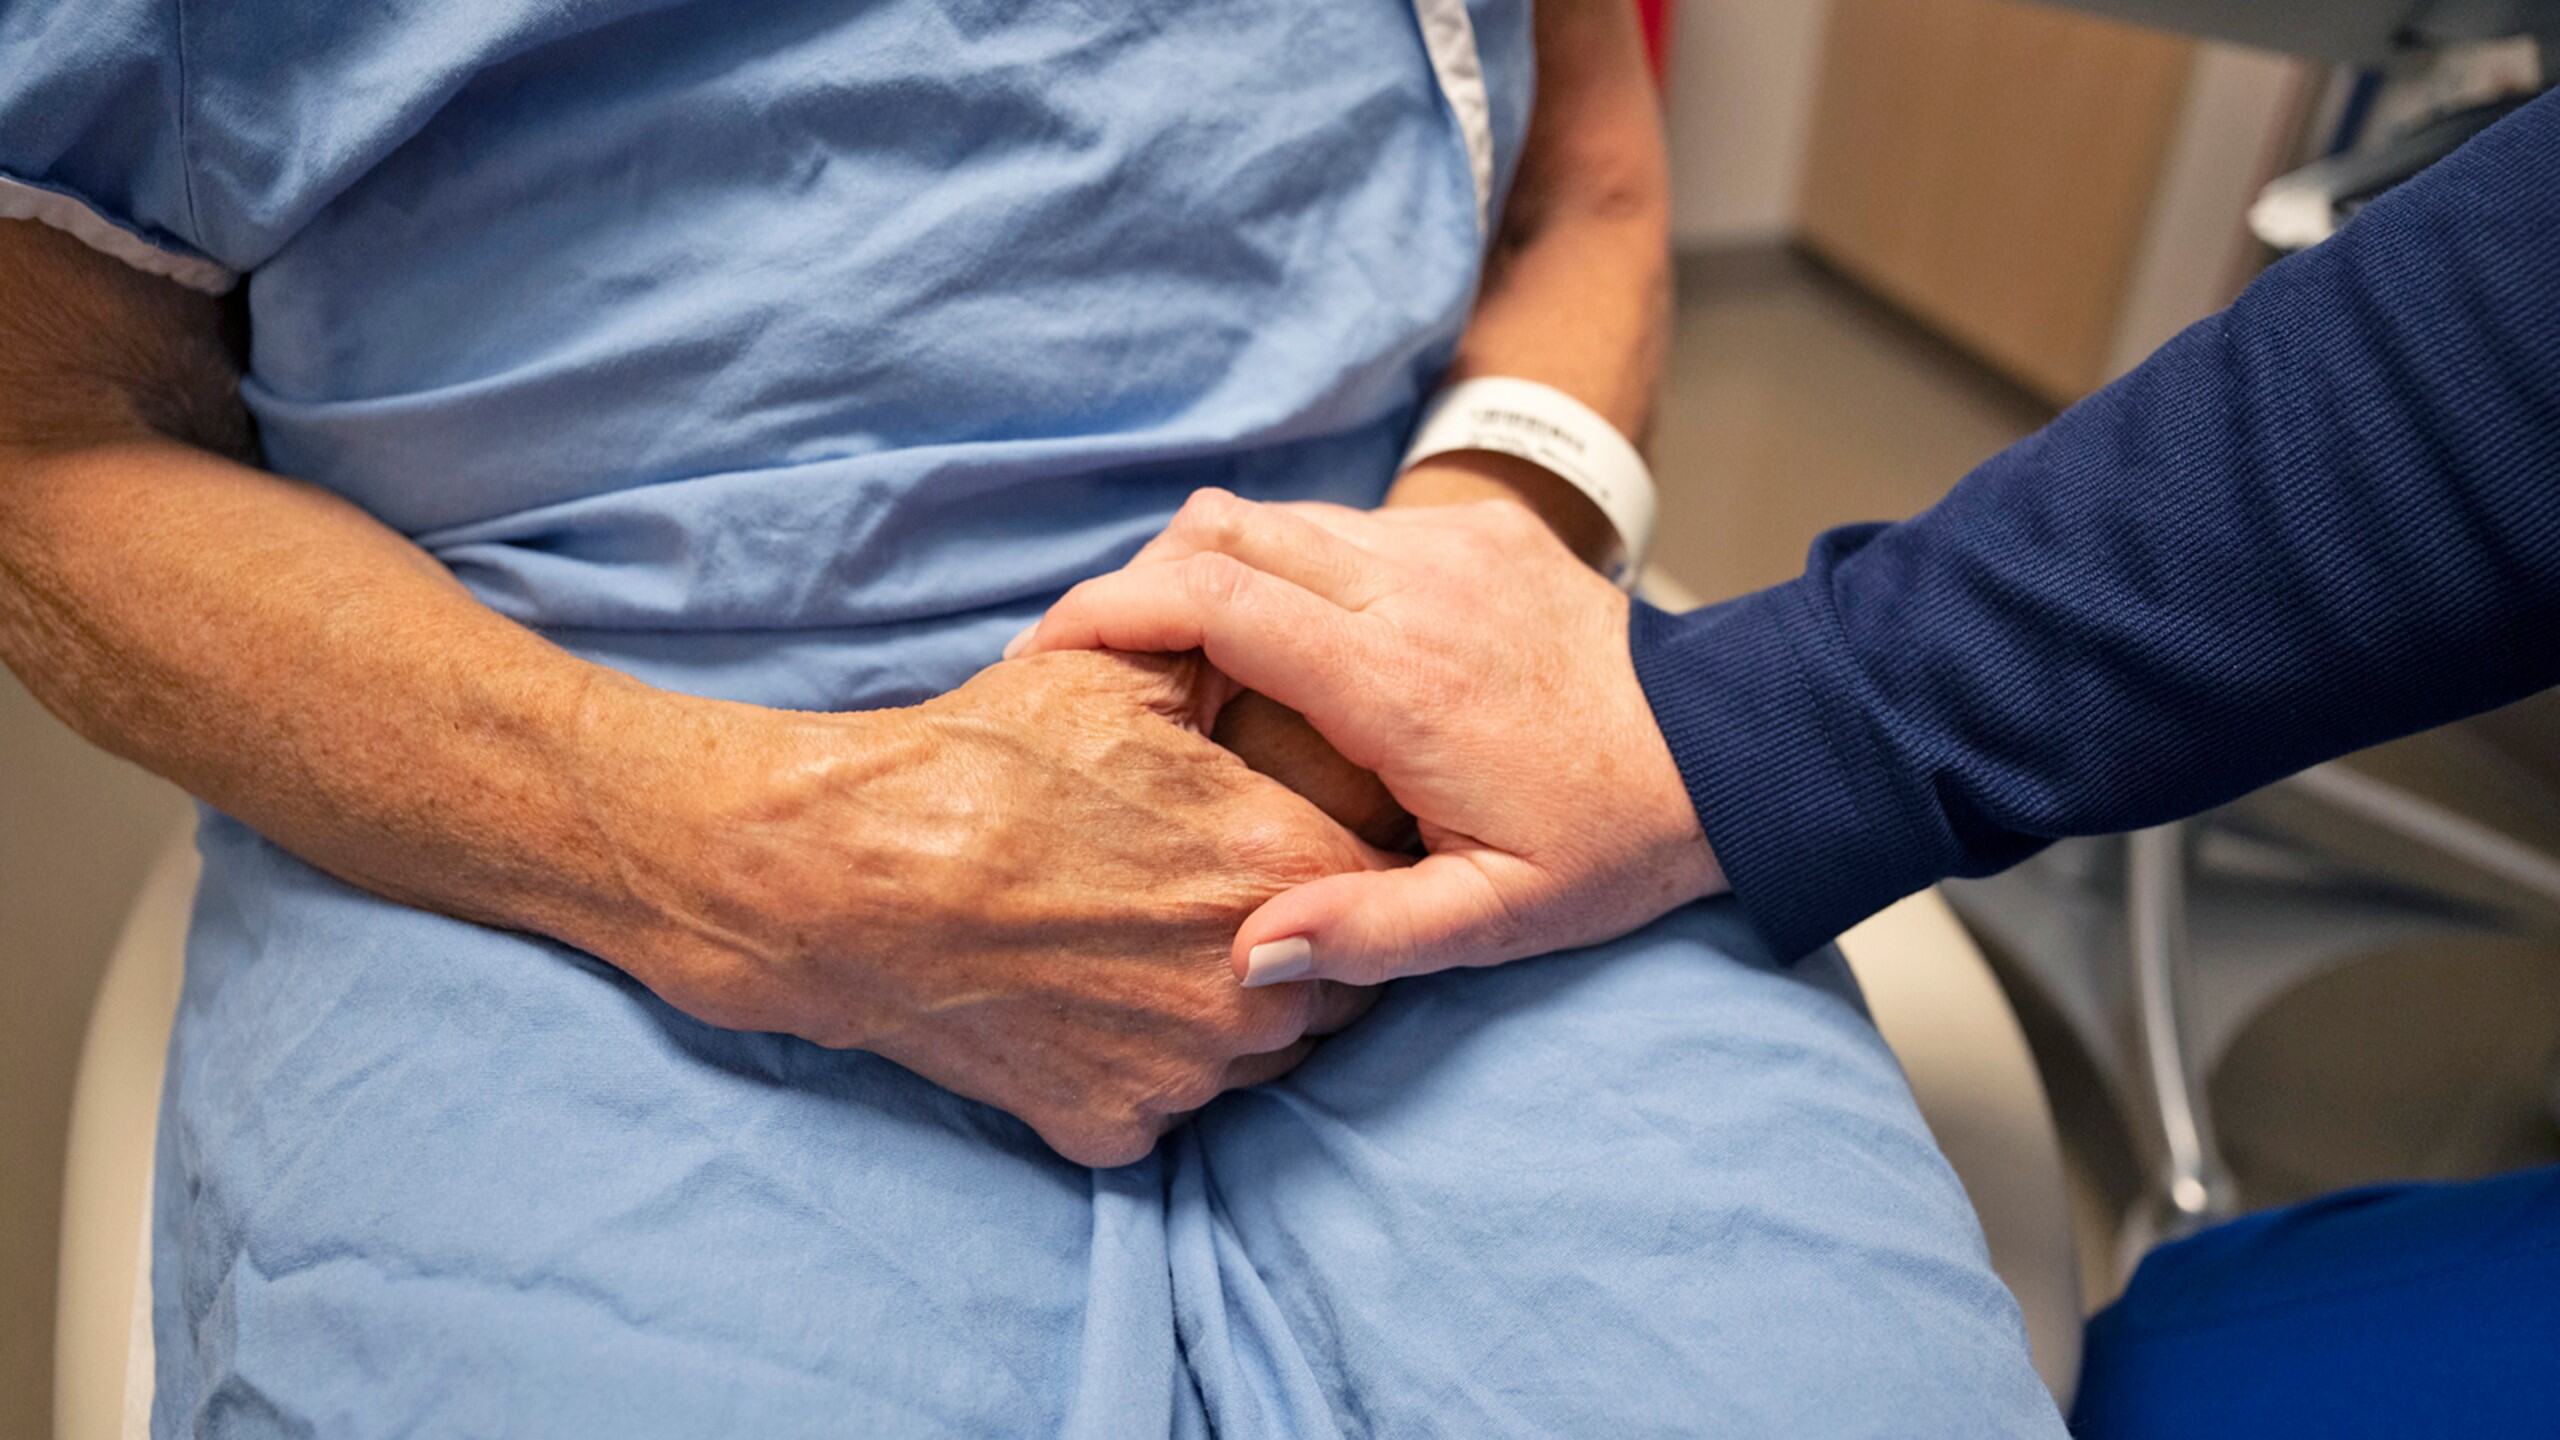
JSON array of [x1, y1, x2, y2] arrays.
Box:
[[1014, 488, 1727, 988], [576, 647, 1389, 1166]]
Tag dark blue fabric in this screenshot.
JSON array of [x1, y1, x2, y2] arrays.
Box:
[[2070, 1164, 2560, 1437], [1631, 87, 2560, 962]]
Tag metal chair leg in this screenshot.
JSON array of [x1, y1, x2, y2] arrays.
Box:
[[2124, 822, 2239, 1265]]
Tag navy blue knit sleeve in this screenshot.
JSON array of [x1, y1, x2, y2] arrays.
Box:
[[1631, 87, 2560, 961]]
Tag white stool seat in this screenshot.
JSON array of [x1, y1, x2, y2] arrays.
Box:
[[56, 825, 194, 1440]]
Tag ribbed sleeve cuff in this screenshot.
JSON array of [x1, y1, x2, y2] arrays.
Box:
[[1628, 585, 1947, 961]]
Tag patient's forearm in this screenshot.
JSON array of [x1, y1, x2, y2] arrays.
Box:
[[0, 431, 691, 941], [0, 427, 1388, 1170], [1386, 0, 1670, 561], [0, 219, 723, 955]]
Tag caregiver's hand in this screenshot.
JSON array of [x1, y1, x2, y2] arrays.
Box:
[[582, 648, 1384, 1167], [1016, 488, 1726, 987]]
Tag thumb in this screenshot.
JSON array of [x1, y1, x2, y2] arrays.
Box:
[[1233, 852, 1540, 987]]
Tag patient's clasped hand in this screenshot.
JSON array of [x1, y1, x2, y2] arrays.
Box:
[[1019, 489, 1724, 991], [566, 638, 1393, 1167]]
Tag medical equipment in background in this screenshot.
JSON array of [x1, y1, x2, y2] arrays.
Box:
[[2057, 0, 2559, 61], [2056, 0, 2556, 251]]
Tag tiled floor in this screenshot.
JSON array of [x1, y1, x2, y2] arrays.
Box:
[[1650, 248, 2051, 604]]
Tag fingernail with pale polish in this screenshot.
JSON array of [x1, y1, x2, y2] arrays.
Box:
[[1001, 623, 1036, 660], [1242, 937, 1314, 987]]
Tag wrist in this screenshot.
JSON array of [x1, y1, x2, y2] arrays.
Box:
[[1606, 622, 1731, 916], [507, 665, 711, 960], [537, 675, 887, 975], [1384, 451, 1619, 570], [1392, 376, 1657, 582]]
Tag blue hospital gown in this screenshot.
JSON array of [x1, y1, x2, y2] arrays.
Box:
[[0, 1, 2061, 1433]]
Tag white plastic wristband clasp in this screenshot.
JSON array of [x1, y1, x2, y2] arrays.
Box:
[[1397, 377, 1658, 587]]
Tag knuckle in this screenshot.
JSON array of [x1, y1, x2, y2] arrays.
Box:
[[1180, 550, 1254, 607], [1251, 827, 1358, 888], [1155, 1064, 1226, 1116], [1177, 980, 1297, 1068], [1172, 488, 1246, 544], [1054, 1124, 1148, 1169], [1044, 1099, 1163, 1167], [1096, 1115, 1165, 1168], [1328, 951, 1392, 990], [1366, 923, 1422, 986], [1241, 992, 1311, 1052], [1222, 812, 1318, 874], [1462, 868, 1534, 960], [1440, 522, 1502, 569]]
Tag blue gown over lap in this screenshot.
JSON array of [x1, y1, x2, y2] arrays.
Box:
[[0, 1, 2061, 1432]]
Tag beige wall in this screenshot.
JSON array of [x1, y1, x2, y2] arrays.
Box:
[[2101, 41, 2308, 381], [1, 670, 190, 1439], [1663, 0, 1837, 247], [1673, 3, 2301, 400]]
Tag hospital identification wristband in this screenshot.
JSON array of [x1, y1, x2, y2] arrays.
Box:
[[1398, 376, 1659, 588]]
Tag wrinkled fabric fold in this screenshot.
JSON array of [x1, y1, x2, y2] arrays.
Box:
[[0, 0, 2051, 1430]]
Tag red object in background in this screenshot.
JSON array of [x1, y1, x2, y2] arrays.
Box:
[[1637, 0, 1671, 84]]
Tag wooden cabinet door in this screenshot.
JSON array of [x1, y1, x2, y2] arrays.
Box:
[[1800, 0, 2196, 404]]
